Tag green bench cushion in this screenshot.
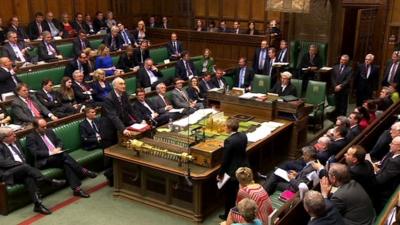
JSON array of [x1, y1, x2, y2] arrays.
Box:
[[53, 120, 83, 151], [57, 43, 74, 59], [125, 77, 137, 95], [150, 47, 169, 64], [160, 66, 176, 84], [18, 66, 66, 90], [90, 39, 103, 49]]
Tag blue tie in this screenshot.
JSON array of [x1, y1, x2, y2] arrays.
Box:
[[239, 68, 245, 87]]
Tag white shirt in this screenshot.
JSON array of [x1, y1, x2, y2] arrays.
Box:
[[140, 100, 155, 114], [4, 142, 23, 162], [86, 118, 101, 139], [10, 43, 26, 62], [146, 68, 158, 85]]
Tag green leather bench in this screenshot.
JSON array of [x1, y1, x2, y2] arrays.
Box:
[[17, 66, 66, 90], [90, 39, 103, 50], [57, 43, 74, 59], [0, 118, 104, 215], [159, 66, 176, 85], [251, 74, 271, 93], [290, 40, 328, 69], [125, 76, 137, 96], [149, 47, 169, 64]]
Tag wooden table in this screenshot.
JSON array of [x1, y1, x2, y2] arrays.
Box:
[[105, 119, 293, 222]]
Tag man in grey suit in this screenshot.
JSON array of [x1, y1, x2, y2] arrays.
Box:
[[152, 82, 181, 120], [11, 83, 58, 125], [171, 78, 202, 115], [320, 163, 375, 225]]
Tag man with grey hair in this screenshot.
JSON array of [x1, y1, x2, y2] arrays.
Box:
[[355, 53, 379, 106], [0, 127, 65, 214], [137, 58, 163, 90], [303, 190, 345, 225], [263, 146, 317, 194], [38, 31, 62, 62], [101, 25, 123, 51], [298, 44, 322, 94], [371, 121, 400, 160], [2, 31, 32, 63], [320, 163, 375, 225], [331, 54, 352, 116], [152, 82, 181, 119]]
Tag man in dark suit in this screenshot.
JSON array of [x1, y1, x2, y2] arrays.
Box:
[[212, 68, 228, 89], [0, 127, 66, 214], [263, 146, 317, 195], [331, 55, 352, 116], [233, 57, 254, 91], [11, 83, 58, 125], [218, 21, 230, 33], [166, 32, 184, 60], [152, 83, 182, 120], [71, 70, 95, 104], [354, 54, 379, 106], [72, 30, 91, 57], [374, 136, 400, 211], [118, 23, 135, 47], [314, 136, 332, 165], [161, 16, 169, 29], [137, 58, 163, 90], [27, 12, 45, 40], [346, 112, 361, 140], [175, 51, 196, 81], [199, 73, 215, 96], [38, 31, 63, 62], [36, 79, 77, 118], [252, 40, 269, 74], [133, 40, 150, 66], [373, 87, 394, 111], [231, 21, 242, 34], [370, 122, 400, 161], [303, 190, 345, 225], [266, 48, 279, 87], [382, 51, 400, 92], [2, 31, 32, 63], [64, 53, 91, 81], [102, 26, 123, 52], [8, 16, 29, 42], [217, 118, 249, 220], [133, 88, 171, 126], [320, 163, 375, 225], [79, 107, 103, 150], [277, 40, 289, 63], [327, 126, 348, 156], [71, 12, 90, 34], [43, 11, 63, 38], [26, 119, 97, 198], [0, 57, 21, 99], [298, 44, 322, 94], [270, 71, 297, 96]]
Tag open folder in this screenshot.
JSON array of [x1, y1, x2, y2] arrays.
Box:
[[217, 173, 230, 189]]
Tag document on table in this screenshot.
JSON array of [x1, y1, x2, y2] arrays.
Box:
[[274, 168, 290, 182], [217, 173, 231, 189], [130, 123, 148, 130], [169, 108, 184, 113]]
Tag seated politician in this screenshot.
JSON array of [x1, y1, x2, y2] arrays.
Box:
[[152, 82, 182, 120], [175, 51, 196, 81], [79, 107, 103, 150], [11, 83, 58, 125], [72, 30, 92, 57], [186, 77, 205, 106], [71, 70, 96, 105], [91, 69, 112, 102], [64, 52, 92, 81], [133, 39, 150, 67], [133, 88, 172, 126], [0, 57, 21, 99], [171, 78, 203, 115], [270, 71, 297, 96], [38, 31, 63, 62], [116, 45, 136, 72], [95, 44, 117, 76], [137, 58, 163, 90], [2, 31, 32, 63]]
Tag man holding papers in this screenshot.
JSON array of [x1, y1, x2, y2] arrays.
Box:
[[217, 118, 249, 220]]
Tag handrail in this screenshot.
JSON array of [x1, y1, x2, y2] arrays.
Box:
[[375, 185, 399, 225]]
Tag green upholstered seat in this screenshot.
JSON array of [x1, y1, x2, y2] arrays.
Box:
[[224, 76, 234, 89], [160, 66, 176, 84], [149, 47, 169, 64], [90, 39, 103, 49], [17, 66, 66, 90], [305, 80, 326, 130], [290, 40, 328, 69], [112, 55, 120, 65], [29, 47, 38, 58], [125, 77, 137, 95], [53, 120, 82, 152], [57, 43, 74, 58], [290, 79, 302, 97], [193, 59, 203, 75], [251, 74, 271, 93]]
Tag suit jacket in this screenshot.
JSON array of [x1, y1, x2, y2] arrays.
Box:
[[64, 59, 91, 80], [0, 142, 28, 185], [212, 77, 227, 89], [308, 199, 345, 225], [252, 48, 269, 74], [71, 21, 90, 34], [79, 118, 103, 150], [171, 88, 191, 109], [132, 30, 147, 44], [166, 41, 184, 59], [152, 94, 172, 114], [219, 132, 249, 177], [93, 18, 108, 33], [120, 29, 136, 45], [116, 53, 135, 72], [2, 42, 31, 62], [27, 21, 45, 40], [327, 138, 348, 155], [186, 86, 203, 101], [331, 64, 352, 93], [133, 100, 157, 121], [270, 82, 297, 97], [133, 48, 150, 66], [11, 95, 51, 125], [382, 61, 400, 89], [288, 163, 316, 191], [175, 59, 196, 80], [35, 89, 63, 110], [72, 81, 94, 103], [354, 63, 379, 94], [375, 153, 400, 200], [349, 161, 376, 197], [102, 34, 123, 51], [199, 79, 215, 95], [42, 19, 63, 36], [370, 129, 391, 161], [298, 53, 322, 70], [38, 41, 60, 62], [330, 180, 375, 225], [346, 125, 361, 141], [26, 129, 63, 168], [277, 48, 289, 63], [72, 37, 91, 57], [233, 66, 254, 89], [0, 67, 21, 97], [137, 67, 163, 89], [7, 25, 29, 40]]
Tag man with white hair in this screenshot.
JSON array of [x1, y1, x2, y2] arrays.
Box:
[[331, 54, 352, 116], [0, 127, 65, 214], [101, 25, 123, 51], [370, 121, 400, 160], [152, 82, 181, 120], [270, 71, 297, 96], [355, 53, 379, 106], [303, 190, 345, 225], [38, 31, 62, 62]]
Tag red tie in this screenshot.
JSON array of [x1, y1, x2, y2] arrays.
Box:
[[26, 98, 41, 118]]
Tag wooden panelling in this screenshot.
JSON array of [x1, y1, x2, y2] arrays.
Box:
[[208, 0, 219, 18], [252, 0, 265, 21], [237, 0, 250, 20], [193, 0, 206, 17], [222, 0, 235, 19]]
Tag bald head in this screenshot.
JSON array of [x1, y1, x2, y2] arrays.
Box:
[[112, 77, 126, 94], [0, 57, 12, 69], [303, 190, 326, 218], [0, 127, 13, 142]]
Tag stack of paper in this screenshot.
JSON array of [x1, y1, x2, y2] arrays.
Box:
[[246, 121, 284, 142], [239, 93, 266, 99], [172, 108, 216, 127]]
